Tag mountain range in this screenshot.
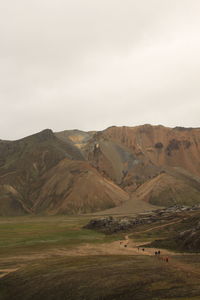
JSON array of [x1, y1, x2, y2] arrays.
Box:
[[1, 124, 200, 216]]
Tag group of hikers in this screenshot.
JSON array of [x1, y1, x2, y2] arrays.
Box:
[[120, 241, 169, 263], [137, 246, 169, 262], [154, 249, 169, 262]]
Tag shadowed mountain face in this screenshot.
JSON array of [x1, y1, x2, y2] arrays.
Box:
[[0, 130, 83, 215], [0, 129, 128, 215], [1, 125, 200, 215]]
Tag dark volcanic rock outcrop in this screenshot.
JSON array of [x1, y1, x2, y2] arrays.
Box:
[[85, 206, 200, 234], [84, 216, 145, 234]]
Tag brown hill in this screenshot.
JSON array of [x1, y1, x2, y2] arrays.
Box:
[[1, 125, 200, 215], [82, 125, 200, 198], [0, 129, 128, 216], [34, 159, 128, 215], [0, 129, 83, 215], [98, 125, 200, 177], [84, 133, 161, 189], [134, 172, 200, 206]]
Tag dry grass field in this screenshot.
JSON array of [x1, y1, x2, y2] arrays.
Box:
[[0, 215, 200, 300]]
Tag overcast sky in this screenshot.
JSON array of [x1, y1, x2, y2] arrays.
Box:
[[0, 0, 200, 140]]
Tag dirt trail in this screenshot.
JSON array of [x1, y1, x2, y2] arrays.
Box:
[[124, 234, 200, 278], [0, 268, 19, 279], [0, 237, 175, 279], [0, 238, 171, 278], [133, 218, 183, 234], [1, 239, 199, 279], [1, 222, 200, 279]]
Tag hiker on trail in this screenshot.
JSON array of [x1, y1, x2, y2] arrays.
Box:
[[124, 244, 127, 248], [166, 257, 169, 263], [158, 250, 160, 255], [155, 251, 157, 256], [142, 248, 145, 251]]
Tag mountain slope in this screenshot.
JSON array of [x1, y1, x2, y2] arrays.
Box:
[[1, 124, 200, 216], [82, 125, 200, 194], [100, 125, 200, 177], [0, 129, 78, 215], [34, 159, 129, 214], [134, 172, 200, 206], [0, 129, 128, 215], [150, 211, 200, 252], [55, 129, 95, 150]]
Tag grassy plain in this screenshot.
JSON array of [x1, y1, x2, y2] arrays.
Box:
[[1, 254, 200, 300], [0, 215, 120, 256], [0, 215, 200, 300]]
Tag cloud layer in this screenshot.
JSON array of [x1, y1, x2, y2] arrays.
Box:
[[0, 0, 200, 140]]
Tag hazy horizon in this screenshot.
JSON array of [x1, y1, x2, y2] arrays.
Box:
[[1, 0, 200, 140]]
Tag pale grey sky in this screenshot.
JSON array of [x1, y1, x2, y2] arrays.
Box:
[[0, 0, 200, 140]]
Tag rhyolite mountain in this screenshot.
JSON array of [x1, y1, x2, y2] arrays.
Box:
[[1, 124, 200, 216]]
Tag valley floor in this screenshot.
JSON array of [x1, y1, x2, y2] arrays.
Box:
[[0, 215, 200, 299]]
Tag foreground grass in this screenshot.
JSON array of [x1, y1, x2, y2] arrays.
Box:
[[0, 215, 121, 257], [1, 255, 200, 300], [1, 215, 200, 299]]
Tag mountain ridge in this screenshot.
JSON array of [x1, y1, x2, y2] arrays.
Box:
[[1, 124, 200, 215]]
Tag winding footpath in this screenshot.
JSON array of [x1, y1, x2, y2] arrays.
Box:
[[0, 220, 200, 279]]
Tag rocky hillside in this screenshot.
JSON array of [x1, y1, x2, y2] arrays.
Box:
[[82, 125, 200, 207], [149, 209, 200, 252], [175, 218, 200, 252], [1, 125, 200, 215], [33, 159, 128, 215], [84, 205, 200, 234], [100, 125, 200, 177], [84, 125, 200, 182], [134, 172, 200, 206], [0, 129, 128, 216]]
